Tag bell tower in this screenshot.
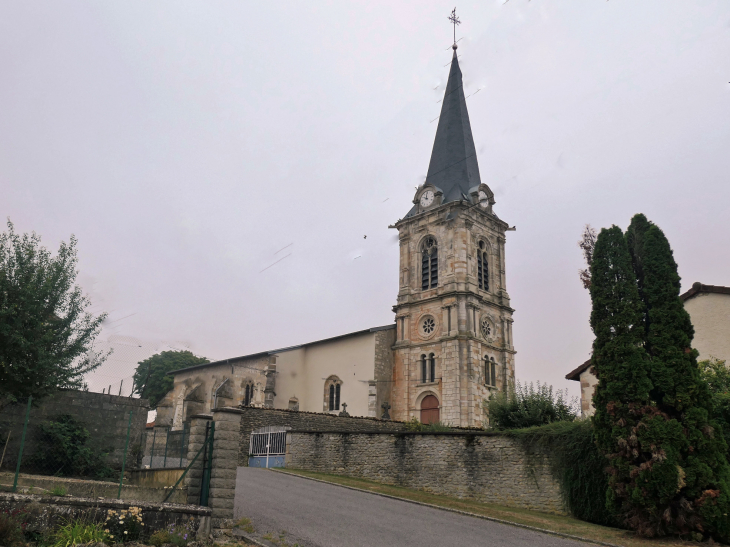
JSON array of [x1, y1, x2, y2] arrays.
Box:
[[390, 44, 516, 428]]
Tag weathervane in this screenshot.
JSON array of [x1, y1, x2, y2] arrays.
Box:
[[448, 7, 461, 47]]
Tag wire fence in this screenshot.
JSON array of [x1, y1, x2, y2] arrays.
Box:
[[0, 396, 138, 496], [142, 425, 190, 469]]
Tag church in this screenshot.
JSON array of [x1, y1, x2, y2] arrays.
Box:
[[155, 44, 516, 429]]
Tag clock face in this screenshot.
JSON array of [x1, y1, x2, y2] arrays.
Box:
[[420, 190, 435, 207], [478, 191, 489, 208]]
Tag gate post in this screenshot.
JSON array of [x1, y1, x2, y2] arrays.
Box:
[[209, 407, 243, 538], [185, 414, 212, 505]]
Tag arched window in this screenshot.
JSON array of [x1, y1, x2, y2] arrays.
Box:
[[324, 376, 342, 412], [243, 383, 254, 406], [421, 237, 438, 290], [429, 353, 436, 383], [484, 356, 497, 387], [478, 241, 489, 291], [421, 355, 427, 383]]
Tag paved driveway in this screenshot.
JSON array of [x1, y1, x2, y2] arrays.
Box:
[[233, 468, 586, 547]]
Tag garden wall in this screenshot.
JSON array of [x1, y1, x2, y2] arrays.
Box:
[[0, 492, 211, 539], [0, 390, 149, 470], [237, 406, 409, 466], [285, 430, 565, 514]]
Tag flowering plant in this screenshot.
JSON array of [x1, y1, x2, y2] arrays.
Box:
[[103, 506, 144, 543]]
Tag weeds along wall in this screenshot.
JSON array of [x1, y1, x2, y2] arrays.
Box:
[[0, 390, 149, 472], [285, 430, 565, 515]]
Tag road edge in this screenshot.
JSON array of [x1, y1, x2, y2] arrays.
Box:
[[273, 469, 624, 547]]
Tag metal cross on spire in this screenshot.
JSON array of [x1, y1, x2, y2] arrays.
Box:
[[448, 7, 461, 46]]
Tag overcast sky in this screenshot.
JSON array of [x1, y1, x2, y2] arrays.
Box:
[[2, 1, 729, 400]]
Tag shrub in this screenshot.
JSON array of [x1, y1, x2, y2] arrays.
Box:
[[148, 529, 171, 547], [402, 417, 451, 432], [50, 485, 67, 497], [103, 506, 143, 543], [486, 381, 578, 430], [507, 421, 614, 526], [0, 509, 27, 547], [52, 519, 107, 547], [30, 414, 114, 479], [699, 358, 730, 447]]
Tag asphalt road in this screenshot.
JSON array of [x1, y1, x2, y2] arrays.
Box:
[[233, 468, 587, 547]]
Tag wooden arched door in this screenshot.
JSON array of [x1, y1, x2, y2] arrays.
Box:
[[420, 395, 440, 424]]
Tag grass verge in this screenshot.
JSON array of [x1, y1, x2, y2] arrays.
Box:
[[276, 469, 696, 547]]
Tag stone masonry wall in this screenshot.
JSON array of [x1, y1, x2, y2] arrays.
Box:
[[286, 431, 565, 514], [0, 390, 149, 470], [237, 406, 408, 466]]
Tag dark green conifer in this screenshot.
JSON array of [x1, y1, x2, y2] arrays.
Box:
[[625, 214, 730, 540], [589, 226, 654, 522]]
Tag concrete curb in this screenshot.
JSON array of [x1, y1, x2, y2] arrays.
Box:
[[232, 528, 277, 547], [273, 469, 625, 547]]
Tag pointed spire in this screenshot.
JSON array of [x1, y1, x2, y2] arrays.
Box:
[[425, 47, 482, 203]]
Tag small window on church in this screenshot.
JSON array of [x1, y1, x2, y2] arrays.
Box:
[[421, 355, 427, 383], [244, 383, 254, 406], [325, 376, 342, 412], [429, 353, 436, 383], [421, 237, 438, 290], [478, 241, 489, 291]]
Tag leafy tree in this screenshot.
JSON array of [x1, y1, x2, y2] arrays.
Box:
[[30, 414, 114, 479], [578, 224, 597, 289], [133, 350, 209, 407], [699, 358, 730, 447], [487, 381, 578, 430], [625, 214, 730, 540], [0, 221, 107, 411]]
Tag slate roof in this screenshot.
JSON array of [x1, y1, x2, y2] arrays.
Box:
[[405, 47, 482, 218]]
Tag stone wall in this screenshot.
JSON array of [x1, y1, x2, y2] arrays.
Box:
[[0, 390, 149, 470], [0, 491, 210, 539], [237, 406, 407, 466], [285, 431, 565, 514], [373, 327, 396, 417]]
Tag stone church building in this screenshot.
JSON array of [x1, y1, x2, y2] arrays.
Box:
[[156, 46, 515, 429]]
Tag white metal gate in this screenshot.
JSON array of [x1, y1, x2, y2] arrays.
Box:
[[248, 426, 288, 468]]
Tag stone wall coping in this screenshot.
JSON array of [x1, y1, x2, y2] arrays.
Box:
[[212, 407, 244, 415], [0, 492, 212, 515], [288, 429, 501, 436], [188, 414, 213, 420], [238, 406, 484, 431]]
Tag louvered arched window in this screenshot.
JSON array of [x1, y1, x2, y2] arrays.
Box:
[[478, 241, 489, 291], [484, 356, 497, 387], [421, 237, 438, 290]]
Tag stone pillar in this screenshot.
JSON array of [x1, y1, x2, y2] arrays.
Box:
[[209, 407, 242, 538], [264, 366, 276, 408], [184, 414, 212, 506]]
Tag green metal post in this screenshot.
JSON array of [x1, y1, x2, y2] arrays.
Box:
[[150, 427, 157, 467], [117, 410, 133, 499], [162, 428, 169, 468], [200, 421, 215, 506], [12, 396, 32, 493], [179, 424, 186, 467]]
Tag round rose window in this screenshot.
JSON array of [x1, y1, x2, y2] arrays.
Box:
[[422, 317, 435, 334], [480, 317, 492, 339]]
